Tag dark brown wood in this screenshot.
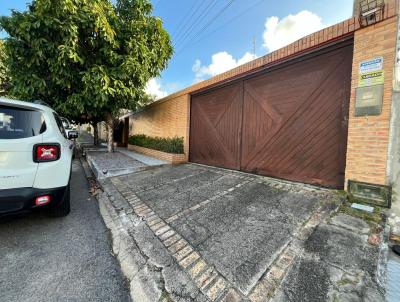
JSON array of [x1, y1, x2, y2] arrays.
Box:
[[189, 82, 243, 170], [189, 41, 353, 188], [241, 44, 353, 187]]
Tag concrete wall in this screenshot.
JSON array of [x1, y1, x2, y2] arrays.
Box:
[[387, 14, 400, 205]]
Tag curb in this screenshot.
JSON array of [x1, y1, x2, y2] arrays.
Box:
[[97, 192, 156, 302], [80, 156, 170, 302]]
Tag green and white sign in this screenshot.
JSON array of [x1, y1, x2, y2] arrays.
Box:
[[359, 70, 385, 87]]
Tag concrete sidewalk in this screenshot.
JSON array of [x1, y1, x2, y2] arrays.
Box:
[[83, 146, 167, 180], [94, 164, 387, 302]]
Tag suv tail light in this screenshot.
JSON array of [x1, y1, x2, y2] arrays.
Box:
[[33, 144, 61, 162], [35, 195, 51, 206]]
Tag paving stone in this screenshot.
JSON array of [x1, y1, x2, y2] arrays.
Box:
[[133, 204, 147, 211], [137, 208, 152, 216], [155, 225, 171, 236], [166, 214, 179, 223], [249, 282, 271, 302], [276, 250, 295, 269], [220, 288, 243, 302], [179, 252, 200, 268], [147, 215, 160, 224], [195, 267, 215, 288], [150, 221, 166, 231], [163, 234, 181, 247], [199, 270, 218, 291], [267, 267, 285, 286], [168, 239, 188, 254], [143, 211, 156, 219], [173, 245, 193, 261], [330, 213, 370, 234], [206, 277, 227, 301], [159, 230, 176, 241], [188, 259, 208, 279]]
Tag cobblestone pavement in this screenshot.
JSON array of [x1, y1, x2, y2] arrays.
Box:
[[100, 164, 386, 302]]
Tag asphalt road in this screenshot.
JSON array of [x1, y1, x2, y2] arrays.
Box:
[[0, 160, 130, 302]]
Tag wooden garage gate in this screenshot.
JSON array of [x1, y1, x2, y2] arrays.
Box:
[[189, 39, 353, 188]]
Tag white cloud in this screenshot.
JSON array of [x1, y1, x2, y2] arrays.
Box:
[[145, 78, 168, 100], [193, 51, 256, 82], [263, 10, 325, 52]]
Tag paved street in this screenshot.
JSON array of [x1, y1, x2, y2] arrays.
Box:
[[0, 160, 130, 302]]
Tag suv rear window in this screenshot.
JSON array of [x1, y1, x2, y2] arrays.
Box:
[[0, 105, 46, 139], [53, 113, 67, 138]]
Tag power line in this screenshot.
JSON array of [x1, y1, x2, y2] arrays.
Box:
[[175, 0, 266, 55], [174, 1, 207, 44], [175, 0, 236, 54], [173, 0, 219, 48], [171, 1, 205, 39]]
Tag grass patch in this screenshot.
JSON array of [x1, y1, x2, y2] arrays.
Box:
[[128, 134, 184, 154], [337, 200, 384, 226]]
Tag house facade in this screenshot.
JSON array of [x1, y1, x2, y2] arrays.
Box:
[[127, 0, 400, 203]]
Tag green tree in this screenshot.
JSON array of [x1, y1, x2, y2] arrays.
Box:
[[0, 40, 9, 96], [0, 0, 172, 151]]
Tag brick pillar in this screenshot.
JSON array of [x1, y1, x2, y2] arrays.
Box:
[[345, 16, 398, 187]]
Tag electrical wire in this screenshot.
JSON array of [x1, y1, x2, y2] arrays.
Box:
[[175, 0, 236, 54], [176, 0, 265, 55], [192, 0, 266, 48], [173, 0, 220, 48]]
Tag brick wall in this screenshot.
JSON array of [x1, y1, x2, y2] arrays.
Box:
[[127, 145, 187, 164], [345, 16, 398, 186], [129, 94, 190, 160]]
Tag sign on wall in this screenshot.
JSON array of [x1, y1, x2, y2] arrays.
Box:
[[359, 70, 385, 87], [355, 57, 385, 116], [359, 56, 384, 73]]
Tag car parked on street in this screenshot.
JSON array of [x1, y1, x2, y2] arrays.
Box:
[[60, 116, 78, 140], [0, 98, 78, 217]]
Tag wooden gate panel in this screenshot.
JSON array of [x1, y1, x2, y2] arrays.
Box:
[[189, 82, 243, 170], [241, 45, 353, 187]]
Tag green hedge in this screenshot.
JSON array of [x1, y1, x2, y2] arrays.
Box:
[[128, 134, 184, 154]]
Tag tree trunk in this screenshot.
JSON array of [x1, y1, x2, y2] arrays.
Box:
[[93, 122, 99, 146], [106, 113, 114, 153]]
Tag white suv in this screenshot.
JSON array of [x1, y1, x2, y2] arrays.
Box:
[[0, 98, 77, 217]]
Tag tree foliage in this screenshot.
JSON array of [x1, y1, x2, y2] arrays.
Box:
[[0, 0, 173, 149], [0, 40, 9, 96]]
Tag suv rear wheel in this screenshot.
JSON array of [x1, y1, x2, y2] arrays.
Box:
[[48, 183, 70, 217]]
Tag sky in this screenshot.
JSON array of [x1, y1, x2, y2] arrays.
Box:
[[0, 0, 354, 99]]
